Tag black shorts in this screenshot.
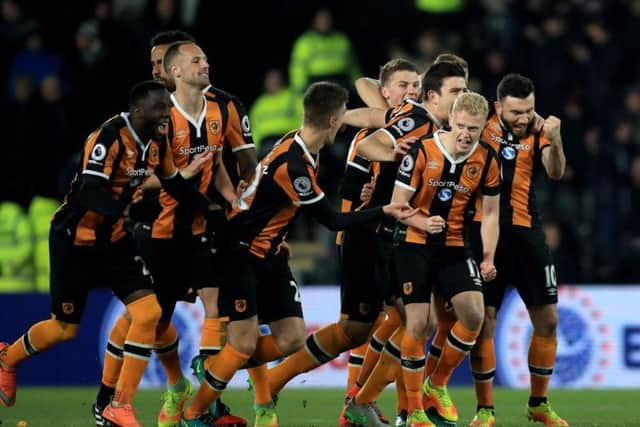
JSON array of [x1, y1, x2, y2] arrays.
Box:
[[394, 244, 483, 305], [133, 227, 217, 321], [485, 225, 558, 310], [466, 220, 483, 265], [219, 248, 303, 323], [375, 235, 400, 302], [339, 230, 382, 323], [49, 227, 153, 324]]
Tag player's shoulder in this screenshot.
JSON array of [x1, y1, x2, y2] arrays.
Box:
[[205, 85, 239, 105], [94, 114, 126, 143]]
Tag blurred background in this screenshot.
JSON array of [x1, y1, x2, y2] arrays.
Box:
[[2, 0, 640, 291]]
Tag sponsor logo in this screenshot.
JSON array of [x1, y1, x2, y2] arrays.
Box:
[[438, 188, 453, 201], [501, 146, 516, 160], [495, 286, 610, 387], [126, 168, 154, 177], [427, 178, 470, 193], [178, 145, 221, 156]]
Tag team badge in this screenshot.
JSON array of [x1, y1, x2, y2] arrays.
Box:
[[235, 299, 247, 313], [241, 115, 251, 133], [466, 164, 480, 179], [62, 302, 75, 315], [397, 118, 415, 132], [402, 281, 413, 295], [208, 120, 220, 135]]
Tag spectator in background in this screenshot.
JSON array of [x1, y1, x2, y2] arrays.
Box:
[[7, 26, 63, 100], [249, 68, 301, 158], [289, 8, 361, 96], [0, 0, 39, 96], [614, 155, 640, 283]]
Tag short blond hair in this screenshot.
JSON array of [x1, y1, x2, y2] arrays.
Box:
[[451, 92, 489, 119]]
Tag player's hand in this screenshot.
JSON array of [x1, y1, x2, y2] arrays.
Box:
[[543, 115, 562, 143], [382, 202, 418, 220], [360, 177, 375, 204], [425, 215, 446, 234], [480, 261, 497, 282], [235, 179, 248, 197], [394, 136, 418, 159], [531, 112, 545, 133], [182, 152, 213, 179], [280, 240, 293, 259]]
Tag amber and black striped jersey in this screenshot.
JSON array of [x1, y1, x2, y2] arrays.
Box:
[[336, 128, 379, 245], [53, 113, 176, 246], [481, 114, 550, 228], [370, 99, 442, 236], [228, 130, 324, 258], [205, 86, 255, 187], [151, 93, 231, 239], [395, 131, 500, 247]]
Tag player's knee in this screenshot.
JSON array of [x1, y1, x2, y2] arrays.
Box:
[[459, 308, 484, 331], [130, 297, 162, 329], [228, 327, 259, 355], [341, 320, 373, 346], [405, 316, 430, 338], [275, 328, 306, 355]]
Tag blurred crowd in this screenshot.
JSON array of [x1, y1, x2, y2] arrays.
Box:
[[1, 0, 639, 288]]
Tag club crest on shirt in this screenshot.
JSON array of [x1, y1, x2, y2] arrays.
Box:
[[466, 163, 480, 179], [208, 120, 220, 135]]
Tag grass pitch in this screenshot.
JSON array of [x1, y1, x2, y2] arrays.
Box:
[[1, 387, 639, 426]]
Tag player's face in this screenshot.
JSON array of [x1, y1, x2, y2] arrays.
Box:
[[448, 109, 485, 155], [327, 104, 347, 144], [140, 89, 172, 140], [496, 94, 535, 137], [431, 76, 466, 123], [382, 70, 420, 107], [176, 44, 210, 89], [150, 44, 176, 91]]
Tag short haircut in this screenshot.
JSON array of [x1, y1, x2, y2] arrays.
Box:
[[434, 53, 469, 78], [150, 30, 196, 47], [303, 81, 349, 128], [497, 73, 535, 101], [422, 62, 466, 97], [379, 58, 419, 87], [129, 80, 167, 108], [451, 92, 489, 119], [163, 41, 193, 75]]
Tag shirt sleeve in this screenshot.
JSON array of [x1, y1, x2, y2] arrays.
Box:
[[482, 151, 501, 196], [395, 141, 426, 193], [225, 97, 256, 153], [274, 159, 324, 206], [380, 103, 430, 147], [81, 129, 121, 180]]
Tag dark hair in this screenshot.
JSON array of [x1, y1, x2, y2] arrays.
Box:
[[129, 80, 166, 108], [150, 30, 196, 47], [163, 41, 193, 75], [434, 53, 469, 78], [497, 73, 535, 101], [379, 58, 419, 87], [303, 81, 349, 128], [422, 62, 466, 97]]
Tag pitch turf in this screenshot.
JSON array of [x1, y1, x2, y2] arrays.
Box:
[[1, 387, 639, 426]]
